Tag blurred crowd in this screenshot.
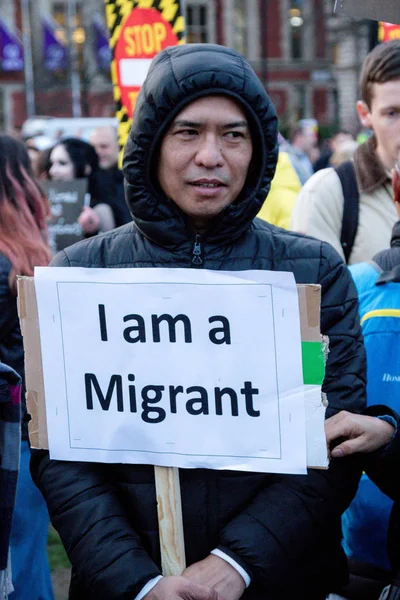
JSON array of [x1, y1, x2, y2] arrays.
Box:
[[0, 125, 133, 600], [0, 38, 399, 600]]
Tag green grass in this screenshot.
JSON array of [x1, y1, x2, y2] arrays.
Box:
[[47, 526, 70, 571]]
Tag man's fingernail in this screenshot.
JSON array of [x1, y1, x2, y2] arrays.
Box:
[[332, 448, 343, 458]]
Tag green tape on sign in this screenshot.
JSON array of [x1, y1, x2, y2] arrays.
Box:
[[302, 342, 325, 385]]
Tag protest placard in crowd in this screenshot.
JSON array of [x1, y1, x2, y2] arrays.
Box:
[[18, 268, 328, 474], [41, 179, 88, 253]]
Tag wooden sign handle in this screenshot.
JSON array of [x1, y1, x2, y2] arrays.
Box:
[[154, 466, 186, 576]]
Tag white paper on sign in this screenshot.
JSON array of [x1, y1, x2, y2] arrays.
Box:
[[34, 267, 309, 474]]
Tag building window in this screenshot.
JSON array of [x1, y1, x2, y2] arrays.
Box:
[[289, 0, 304, 60], [52, 2, 85, 65], [233, 0, 247, 56], [185, 3, 209, 43], [293, 83, 306, 119]]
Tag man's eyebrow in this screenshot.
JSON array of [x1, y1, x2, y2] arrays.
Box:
[[172, 120, 202, 128], [171, 119, 249, 129], [221, 120, 249, 129]]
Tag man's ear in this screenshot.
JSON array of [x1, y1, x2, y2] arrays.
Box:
[[84, 165, 92, 176], [356, 100, 373, 129], [392, 167, 400, 218]]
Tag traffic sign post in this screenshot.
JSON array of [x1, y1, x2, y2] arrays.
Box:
[[104, 0, 185, 163], [114, 8, 180, 118]]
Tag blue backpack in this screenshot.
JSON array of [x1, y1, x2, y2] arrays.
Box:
[[342, 261, 400, 571]]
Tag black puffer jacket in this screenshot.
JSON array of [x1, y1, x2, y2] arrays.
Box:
[[31, 44, 366, 600], [0, 253, 28, 438]]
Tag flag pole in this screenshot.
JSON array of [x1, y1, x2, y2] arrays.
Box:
[[67, 0, 82, 118], [20, 0, 35, 118]]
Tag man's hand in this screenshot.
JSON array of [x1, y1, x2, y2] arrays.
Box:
[[144, 576, 223, 600], [183, 555, 245, 600], [325, 411, 394, 458], [78, 206, 100, 234]]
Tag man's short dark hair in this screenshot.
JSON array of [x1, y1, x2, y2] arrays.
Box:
[[360, 40, 400, 108]]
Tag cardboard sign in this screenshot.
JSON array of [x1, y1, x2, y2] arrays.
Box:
[[18, 269, 328, 473], [334, 0, 399, 24], [105, 0, 185, 164], [41, 180, 88, 253]]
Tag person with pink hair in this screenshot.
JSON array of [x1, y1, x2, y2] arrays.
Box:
[[0, 134, 54, 599]]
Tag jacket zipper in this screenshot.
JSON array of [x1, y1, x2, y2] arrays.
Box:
[[191, 234, 203, 266]]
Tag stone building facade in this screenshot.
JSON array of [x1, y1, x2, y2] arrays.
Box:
[[0, 0, 371, 134], [327, 14, 371, 132]]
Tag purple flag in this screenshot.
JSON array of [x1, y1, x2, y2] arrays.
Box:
[[0, 20, 24, 72], [93, 17, 111, 71], [43, 19, 68, 71]]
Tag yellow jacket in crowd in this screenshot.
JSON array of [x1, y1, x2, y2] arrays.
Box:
[[257, 151, 301, 230]]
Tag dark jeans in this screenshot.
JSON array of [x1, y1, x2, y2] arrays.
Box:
[[10, 441, 54, 599]]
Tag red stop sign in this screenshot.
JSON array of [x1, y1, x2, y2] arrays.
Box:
[[114, 8, 179, 118]]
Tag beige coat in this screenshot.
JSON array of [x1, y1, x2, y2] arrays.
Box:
[[291, 137, 398, 265]]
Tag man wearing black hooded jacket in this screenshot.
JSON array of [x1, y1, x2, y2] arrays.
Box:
[[31, 44, 366, 600]]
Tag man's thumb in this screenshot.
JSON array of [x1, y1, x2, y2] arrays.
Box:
[[331, 439, 360, 458], [186, 580, 222, 600]]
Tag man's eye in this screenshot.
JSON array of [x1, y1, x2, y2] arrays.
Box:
[[176, 129, 198, 137], [225, 131, 244, 139]]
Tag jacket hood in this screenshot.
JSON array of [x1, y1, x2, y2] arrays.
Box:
[[391, 220, 400, 248], [123, 43, 278, 248], [374, 221, 400, 282]]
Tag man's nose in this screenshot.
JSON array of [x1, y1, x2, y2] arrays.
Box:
[[195, 135, 224, 168]]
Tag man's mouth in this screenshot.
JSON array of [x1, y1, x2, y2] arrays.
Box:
[[188, 179, 226, 188]]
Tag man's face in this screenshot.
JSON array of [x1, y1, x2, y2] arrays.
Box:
[[357, 79, 400, 171], [90, 127, 119, 170], [157, 95, 253, 231], [299, 129, 317, 154]]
